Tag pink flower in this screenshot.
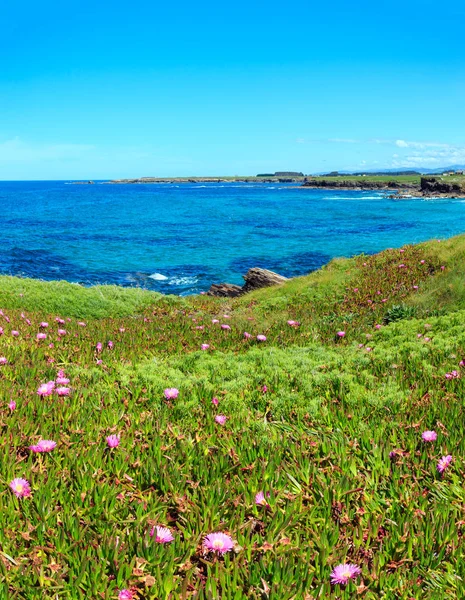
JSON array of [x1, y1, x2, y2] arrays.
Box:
[[420, 260, 425, 264], [203, 532, 234, 554], [211, 397, 219, 406], [400, 249, 405, 253], [422, 430, 437, 442], [78, 321, 87, 327], [0, 327, 3, 335], [195, 326, 205, 330], [441, 265, 445, 271], [55, 317, 65, 324], [374, 324, 382, 330], [201, 343, 210, 350], [460, 360, 465, 367], [243, 332, 252, 339], [215, 415, 227, 425], [108, 341, 114, 349], [330, 563, 362, 585], [413, 285, 419, 290], [221, 324, 231, 330], [9, 478, 31, 498], [255, 491, 270, 507], [212, 319, 219, 324], [119, 327, 125, 333], [256, 334, 267, 342], [36, 333, 47, 340], [56, 377, 70, 385], [40, 322, 49, 328], [11, 330, 19, 337], [106, 435, 120, 448], [149, 525, 174, 543], [37, 383, 54, 396], [262, 385, 268, 393], [29, 440, 57, 453], [437, 455, 453, 474], [287, 320, 300, 327], [336, 331, 345, 338], [96, 342, 102, 352], [57, 329, 66, 336], [118, 591, 134, 600], [398, 264, 406, 268], [8, 400, 16, 411], [164, 388, 179, 400], [0, 357, 7, 365], [96, 359, 103, 365], [56, 387, 70, 396]]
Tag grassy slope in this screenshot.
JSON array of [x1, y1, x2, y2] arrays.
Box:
[[1, 236, 465, 598]]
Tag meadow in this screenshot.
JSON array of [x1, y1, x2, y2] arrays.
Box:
[[2, 234, 465, 598]]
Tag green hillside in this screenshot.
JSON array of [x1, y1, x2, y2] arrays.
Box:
[[1, 235, 465, 598]]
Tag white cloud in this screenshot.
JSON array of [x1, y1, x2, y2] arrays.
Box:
[[395, 139, 453, 150], [328, 138, 360, 144]]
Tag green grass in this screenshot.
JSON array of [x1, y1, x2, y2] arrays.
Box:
[[2, 235, 465, 598]]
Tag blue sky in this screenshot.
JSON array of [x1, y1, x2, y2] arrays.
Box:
[[1, 0, 464, 179]]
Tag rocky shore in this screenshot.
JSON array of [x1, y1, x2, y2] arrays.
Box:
[[301, 177, 465, 198]]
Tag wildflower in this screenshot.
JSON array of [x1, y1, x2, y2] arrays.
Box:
[[57, 329, 66, 336], [29, 440, 56, 453], [196, 325, 205, 330], [212, 397, 219, 406], [108, 341, 114, 349], [40, 322, 49, 328], [398, 264, 406, 268], [287, 320, 300, 327], [11, 330, 19, 337], [56, 377, 70, 385], [460, 360, 465, 367], [36, 333, 47, 340], [413, 285, 419, 290], [255, 491, 270, 507], [262, 385, 267, 393], [96, 342, 102, 352], [374, 324, 382, 329], [201, 343, 210, 350], [56, 387, 70, 396], [150, 525, 174, 543], [119, 327, 125, 333], [366, 347, 372, 352], [336, 331, 345, 338], [215, 415, 227, 425], [212, 319, 219, 324], [441, 265, 445, 271], [221, 324, 231, 331], [164, 388, 179, 400], [118, 590, 134, 600], [9, 478, 31, 498], [257, 334, 267, 342], [417, 333, 422, 338], [78, 321, 87, 327], [9, 400, 16, 411], [0, 327, 3, 335], [243, 332, 252, 339], [437, 455, 453, 474], [0, 357, 7, 365], [203, 532, 234, 554], [37, 383, 54, 396], [420, 260, 425, 264], [330, 563, 362, 585], [106, 435, 120, 448], [422, 430, 437, 442]]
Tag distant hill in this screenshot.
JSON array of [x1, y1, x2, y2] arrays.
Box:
[[315, 165, 465, 176]]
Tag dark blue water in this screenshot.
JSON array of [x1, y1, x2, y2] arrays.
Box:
[[1, 181, 465, 295]]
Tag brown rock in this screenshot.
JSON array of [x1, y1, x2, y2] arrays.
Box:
[[242, 267, 288, 292], [207, 283, 243, 297]]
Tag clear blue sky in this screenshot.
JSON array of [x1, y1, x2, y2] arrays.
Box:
[[1, 0, 464, 179]]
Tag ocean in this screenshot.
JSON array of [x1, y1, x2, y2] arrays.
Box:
[[1, 180, 465, 295]]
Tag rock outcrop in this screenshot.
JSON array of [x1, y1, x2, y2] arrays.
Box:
[[207, 268, 287, 297], [420, 177, 464, 195]]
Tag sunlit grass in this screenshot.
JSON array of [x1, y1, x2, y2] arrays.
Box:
[[1, 235, 465, 598]]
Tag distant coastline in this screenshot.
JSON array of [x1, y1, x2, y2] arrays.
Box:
[[72, 173, 465, 198]]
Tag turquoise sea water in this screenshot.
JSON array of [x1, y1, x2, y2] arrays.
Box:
[[1, 181, 465, 295]]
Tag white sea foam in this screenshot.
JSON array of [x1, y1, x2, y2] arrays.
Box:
[[168, 276, 198, 286], [149, 273, 168, 280]]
